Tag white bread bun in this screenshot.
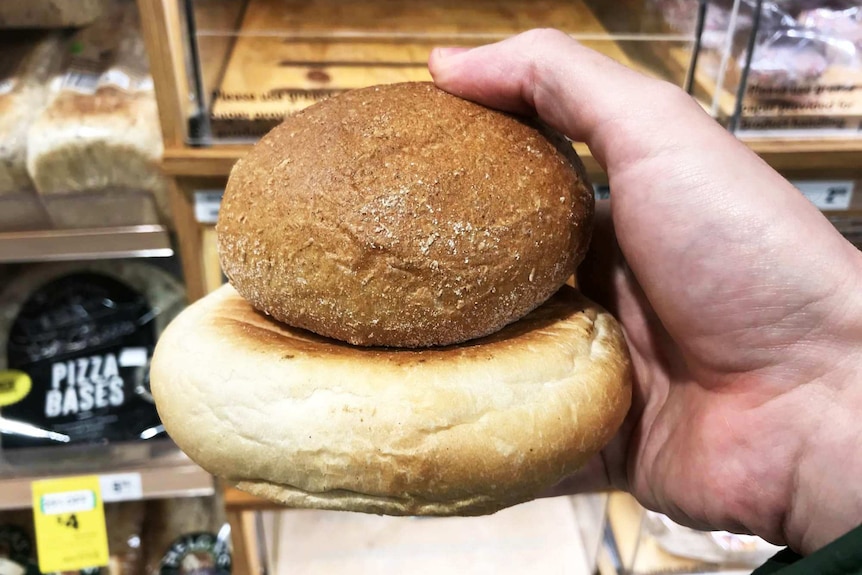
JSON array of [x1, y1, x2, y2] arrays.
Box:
[[150, 283, 631, 515]]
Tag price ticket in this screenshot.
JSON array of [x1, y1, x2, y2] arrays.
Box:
[[31, 475, 109, 573]]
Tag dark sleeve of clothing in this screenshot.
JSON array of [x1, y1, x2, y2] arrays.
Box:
[[752, 524, 862, 575]]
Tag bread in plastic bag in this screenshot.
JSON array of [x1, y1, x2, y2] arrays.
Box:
[[0, 32, 64, 196], [0, 0, 109, 29], [26, 0, 170, 224]]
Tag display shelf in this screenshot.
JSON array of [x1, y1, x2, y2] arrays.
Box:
[[163, 137, 862, 180], [202, 0, 666, 141], [0, 225, 173, 264], [224, 485, 280, 511], [0, 452, 214, 511], [180, 0, 699, 143]]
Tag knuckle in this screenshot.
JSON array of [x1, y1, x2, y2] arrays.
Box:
[[518, 27, 574, 48]]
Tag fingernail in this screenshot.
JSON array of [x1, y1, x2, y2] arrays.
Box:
[[432, 46, 469, 60]]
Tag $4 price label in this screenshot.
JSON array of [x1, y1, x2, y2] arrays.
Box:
[[31, 475, 109, 573]]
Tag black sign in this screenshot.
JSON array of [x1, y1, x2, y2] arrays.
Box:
[[3, 273, 161, 448]]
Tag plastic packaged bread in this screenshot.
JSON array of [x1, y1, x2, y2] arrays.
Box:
[[0, 0, 109, 29], [0, 33, 62, 231], [26, 0, 170, 225], [142, 497, 231, 575], [105, 502, 147, 575], [0, 32, 63, 196], [0, 193, 51, 232]]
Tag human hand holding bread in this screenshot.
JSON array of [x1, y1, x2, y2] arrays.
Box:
[[430, 29, 862, 555], [151, 28, 862, 556]]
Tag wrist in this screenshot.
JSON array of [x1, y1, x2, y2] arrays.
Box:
[[782, 353, 862, 554]]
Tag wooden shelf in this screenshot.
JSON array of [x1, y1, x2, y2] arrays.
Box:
[[0, 450, 214, 511], [224, 485, 275, 510], [193, 0, 687, 141], [163, 138, 862, 180]]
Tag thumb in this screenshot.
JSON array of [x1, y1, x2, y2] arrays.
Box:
[[429, 29, 862, 374], [428, 28, 725, 172]]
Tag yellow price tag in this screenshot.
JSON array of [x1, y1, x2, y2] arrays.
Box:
[[31, 475, 109, 573]]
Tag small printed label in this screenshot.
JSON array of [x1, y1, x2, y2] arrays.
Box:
[[59, 70, 100, 94], [0, 370, 32, 407], [99, 68, 132, 92], [99, 473, 143, 503], [194, 191, 224, 224], [32, 476, 109, 573], [39, 490, 96, 516], [793, 180, 855, 211], [118, 348, 148, 368]]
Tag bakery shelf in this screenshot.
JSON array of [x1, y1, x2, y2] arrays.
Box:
[[224, 485, 273, 511], [163, 138, 862, 180], [178, 0, 700, 144], [0, 452, 214, 511], [0, 225, 173, 264]]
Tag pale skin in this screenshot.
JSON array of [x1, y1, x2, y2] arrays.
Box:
[[429, 29, 862, 556]]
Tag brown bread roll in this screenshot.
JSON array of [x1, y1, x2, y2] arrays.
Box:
[[218, 82, 594, 348]]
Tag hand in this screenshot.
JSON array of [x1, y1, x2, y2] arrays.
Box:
[[430, 29, 862, 555]]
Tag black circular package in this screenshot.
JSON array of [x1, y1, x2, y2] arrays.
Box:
[[159, 532, 232, 575], [0, 261, 184, 452]]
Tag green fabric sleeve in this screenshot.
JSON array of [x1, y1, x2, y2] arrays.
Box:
[[752, 524, 862, 575]]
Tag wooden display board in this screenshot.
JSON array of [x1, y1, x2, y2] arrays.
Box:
[[208, 0, 651, 138]]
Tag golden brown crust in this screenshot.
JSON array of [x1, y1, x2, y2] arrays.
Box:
[[150, 284, 631, 516], [217, 82, 594, 348]]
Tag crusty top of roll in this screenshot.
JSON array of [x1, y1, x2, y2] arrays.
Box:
[[150, 283, 631, 516], [217, 82, 594, 348]]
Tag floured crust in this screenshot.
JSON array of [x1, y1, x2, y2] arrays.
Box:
[[217, 81, 594, 348], [151, 284, 631, 516]]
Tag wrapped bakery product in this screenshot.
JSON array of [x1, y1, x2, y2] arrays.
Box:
[[798, 6, 862, 47], [0, 510, 40, 575], [143, 497, 231, 575], [0, 0, 109, 29], [0, 194, 50, 232], [0, 260, 185, 458], [0, 33, 61, 232], [103, 502, 146, 575], [741, 3, 861, 110], [682, 0, 862, 124], [0, 32, 63, 196], [0, 502, 146, 575], [745, 30, 832, 91], [26, 0, 170, 225]]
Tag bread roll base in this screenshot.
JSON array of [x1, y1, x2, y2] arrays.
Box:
[[151, 284, 631, 516]]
